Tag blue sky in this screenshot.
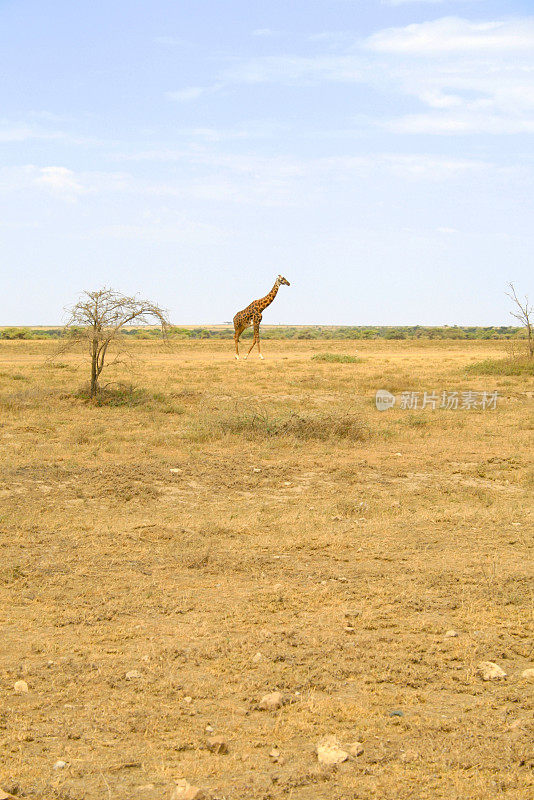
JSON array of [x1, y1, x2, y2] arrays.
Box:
[[1, 0, 533, 325]]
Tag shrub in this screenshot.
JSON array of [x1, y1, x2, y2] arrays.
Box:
[[190, 407, 370, 442], [74, 383, 152, 407], [466, 358, 534, 376], [0, 327, 33, 340], [312, 353, 361, 363]]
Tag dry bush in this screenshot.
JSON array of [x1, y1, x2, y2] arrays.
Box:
[[187, 404, 370, 442]]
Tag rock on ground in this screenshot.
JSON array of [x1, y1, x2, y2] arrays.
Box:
[[476, 661, 507, 680], [13, 680, 28, 694], [521, 668, 534, 681], [316, 736, 349, 765], [259, 691, 285, 711], [206, 735, 228, 754], [170, 779, 210, 800]]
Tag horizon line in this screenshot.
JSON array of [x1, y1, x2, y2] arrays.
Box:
[[0, 322, 522, 329]]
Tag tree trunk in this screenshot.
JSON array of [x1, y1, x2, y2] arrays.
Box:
[[90, 335, 99, 397]]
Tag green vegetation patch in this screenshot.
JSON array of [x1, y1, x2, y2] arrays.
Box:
[[1, 325, 527, 341], [74, 383, 180, 412], [312, 353, 361, 363], [466, 358, 534, 376]]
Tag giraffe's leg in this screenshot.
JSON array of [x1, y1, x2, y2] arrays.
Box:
[[234, 328, 240, 359], [255, 316, 264, 359], [244, 335, 256, 359], [246, 318, 261, 359]]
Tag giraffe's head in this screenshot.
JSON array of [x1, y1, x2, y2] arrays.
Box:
[[277, 274, 290, 286]]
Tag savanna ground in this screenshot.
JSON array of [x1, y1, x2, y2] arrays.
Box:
[[0, 338, 532, 800]]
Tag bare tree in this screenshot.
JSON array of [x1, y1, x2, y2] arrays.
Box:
[[506, 283, 533, 359], [60, 288, 170, 397]]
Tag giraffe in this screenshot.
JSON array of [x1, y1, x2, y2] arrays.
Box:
[[233, 274, 290, 359]]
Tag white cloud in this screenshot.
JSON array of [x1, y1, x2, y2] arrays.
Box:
[[0, 165, 132, 203], [365, 18, 534, 134], [216, 17, 534, 134], [366, 17, 534, 54], [35, 167, 86, 200]]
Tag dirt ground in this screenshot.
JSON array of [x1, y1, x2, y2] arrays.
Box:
[[0, 338, 532, 800]]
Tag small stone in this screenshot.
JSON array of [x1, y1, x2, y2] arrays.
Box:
[[252, 652, 263, 663], [344, 626, 355, 634], [445, 630, 458, 638], [183, 696, 193, 704], [348, 741, 364, 757], [477, 661, 507, 681], [170, 468, 183, 474], [53, 760, 67, 770], [283, 482, 291, 487], [316, 736, 349, 765], [269, 746, 284, 763], [521, 668, 534, 681], [170, 779, 209, 800], [389, 710, 404, 717], [206, 735, 228, 754], [14, 680, 28, 694], [125, 670, 142, 680], [253, 468, 261, 473], [205, 724, 214, 733], [259, 691, 285, 711]]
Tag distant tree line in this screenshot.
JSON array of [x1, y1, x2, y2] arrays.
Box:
[[0, 324, 527, 341]]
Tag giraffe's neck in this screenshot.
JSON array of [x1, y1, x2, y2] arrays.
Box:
[[257, 280, 280, 312]]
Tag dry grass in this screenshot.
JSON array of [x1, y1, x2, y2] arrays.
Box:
[[0, 338, 532, 800]]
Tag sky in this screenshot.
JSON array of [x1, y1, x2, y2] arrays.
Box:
[[0, 0, 533, 326]]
